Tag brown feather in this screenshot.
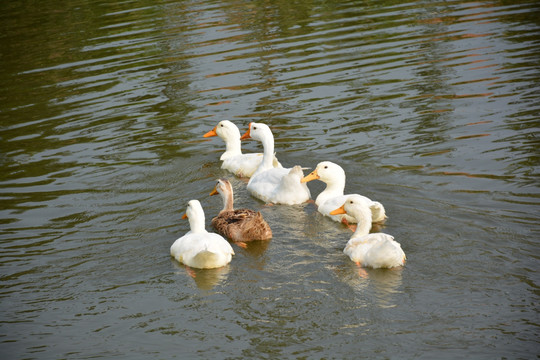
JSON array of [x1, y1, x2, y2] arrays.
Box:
[[211, 209, 272, 242], [211, 178, 272, 242]]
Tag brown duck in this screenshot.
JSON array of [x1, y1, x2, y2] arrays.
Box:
[[210, 179, 272, 243]]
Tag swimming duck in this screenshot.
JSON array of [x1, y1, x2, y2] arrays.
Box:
[[210, 178, 272, 242], [330, 195, 405, 269], [301, 161, 386, 224], [170, 200, 235, 269], [240, 122, 311, 205], [203, 120, 281, 177]]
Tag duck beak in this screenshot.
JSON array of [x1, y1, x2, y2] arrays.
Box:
[[301, 169, 319, 183], [181, 213, 188, 219], [209, 185, 219, 196], [330, 204, 346, 215], [203, 126, 218, 138], [240, 123, 252, 140]]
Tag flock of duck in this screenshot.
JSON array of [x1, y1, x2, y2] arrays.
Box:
[[170, 120, 406, 271]]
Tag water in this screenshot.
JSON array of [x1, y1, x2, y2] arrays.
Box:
[[1, 0, 539, 358]]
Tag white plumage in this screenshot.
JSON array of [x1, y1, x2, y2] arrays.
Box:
[[302, 161, 386, 224], [170, 200, 234, 269], [331, 195, 405, 269], [203, 120, 281, 177], [241, 122, 311, 205]]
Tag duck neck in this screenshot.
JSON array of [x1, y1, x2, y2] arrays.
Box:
[[259, 131, 275, 170], [328, 171, 346, 194], [351, 207, 372, 237], [220, 189, 234, 213], [189, 213, 206, 233], [316, 177, 345, 206], [221, 135, 242, 159]]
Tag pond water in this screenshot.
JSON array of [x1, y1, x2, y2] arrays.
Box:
[[1, 0, 539, 358]]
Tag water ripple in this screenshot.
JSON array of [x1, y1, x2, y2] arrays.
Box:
[[1, 0, 539, 358]]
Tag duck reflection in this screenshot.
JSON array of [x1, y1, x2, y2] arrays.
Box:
[[235, 239, 271, 258], [335, 263, 404, 308], [191, 266, 231, 291], [171, 260, 230, 290]]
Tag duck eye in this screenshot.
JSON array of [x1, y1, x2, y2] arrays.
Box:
[[324, 166, 328, 169], [220, 124, 224, 127], [253, 126, 257, 130]]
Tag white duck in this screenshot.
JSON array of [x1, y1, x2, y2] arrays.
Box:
[[240, 122, 311, 205], [330, 195, 405, 269], [203, 120, 281, 178], [170, 200, 235, 269], [301, 161, 386, 224]]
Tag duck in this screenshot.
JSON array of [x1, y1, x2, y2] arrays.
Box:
[[330, 195, 405, 269], [240, 122, 311, 205], [301, 161, 387, 225], [203, 120, 281, 178], [210, 178, 272, 242], [170, 200, 235, 269]]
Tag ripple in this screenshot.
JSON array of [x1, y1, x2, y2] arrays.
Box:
[[1, 0, 539, 358]]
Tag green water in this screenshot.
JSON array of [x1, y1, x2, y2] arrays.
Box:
[[1, 0, 539, 358]]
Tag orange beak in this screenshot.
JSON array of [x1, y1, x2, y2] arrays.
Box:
[[240, 122, 253, 140], [330, 204, 347, 215], [203, 126, 218, 138], [181, 213, 188, 219], [209, 185, 219, 196], [301, 169, 319, 183]]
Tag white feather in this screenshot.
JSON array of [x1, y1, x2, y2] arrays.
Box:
[[243, 123, 311, 205], [170, 200, 234, 269], [302, 161, 386, 223], [204, 120, 281, 177], [333, 195, 405, 269]]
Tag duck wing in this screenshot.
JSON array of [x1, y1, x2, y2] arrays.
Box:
[[212, 209, 272, 242]]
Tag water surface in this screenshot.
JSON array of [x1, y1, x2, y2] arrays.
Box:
[[1, 0, 539, 358]]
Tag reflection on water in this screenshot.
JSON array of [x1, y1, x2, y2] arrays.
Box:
[[236, 239, 272, 259], [1, 0, 539, 358], [335, 263, 404, 309], [172, 261, 231, 291]]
